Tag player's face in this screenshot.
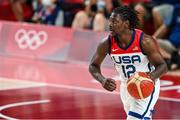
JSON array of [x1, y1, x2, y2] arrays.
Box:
[[109, 13, 128, 35]]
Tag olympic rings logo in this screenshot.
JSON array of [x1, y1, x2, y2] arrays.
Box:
[[15, 29, 48, 50]]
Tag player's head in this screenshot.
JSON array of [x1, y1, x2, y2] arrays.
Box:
[[109, 6, 139, 34]]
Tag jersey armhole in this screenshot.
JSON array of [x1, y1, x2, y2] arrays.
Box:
[[139, 32, 146, 55]]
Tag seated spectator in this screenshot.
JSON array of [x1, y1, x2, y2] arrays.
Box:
[[151, 0, 180, 30], [129, 2, 155, 35], [31, 0, 63, 26], [122, 0, 150, 6], [59, 0, 84, 27], [104, 0, 122, 18], [0, 0, 33, 22], [72, 0, 107, 31], [72, 0, 121, 32], [129, 0, 180, 35], [153, 4, 180, 70], [152, 4, 174, 31]]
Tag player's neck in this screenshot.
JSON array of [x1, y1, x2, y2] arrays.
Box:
[[116, 29, 133, 46]]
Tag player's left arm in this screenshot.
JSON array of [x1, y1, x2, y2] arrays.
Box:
[[142, 34, 168, 81]]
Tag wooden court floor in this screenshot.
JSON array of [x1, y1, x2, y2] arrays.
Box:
[[0, 56, 180, 119]]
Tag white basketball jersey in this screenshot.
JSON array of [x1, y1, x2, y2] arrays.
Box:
[[109, 29, 154, 81]]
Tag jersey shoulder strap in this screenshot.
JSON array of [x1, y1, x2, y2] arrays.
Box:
[[109, 29, 144, 54]]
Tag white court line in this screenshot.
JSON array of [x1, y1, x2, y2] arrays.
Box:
[[0, 77, 46, 91], [46, 83, 180, 103], [0, 84, 46, 91], [47, 83, 119, 94], [0, 99, 50, 120], [0, 77, 180, 103], [161, 85, 180, 91], [160, 97, 180, 102]]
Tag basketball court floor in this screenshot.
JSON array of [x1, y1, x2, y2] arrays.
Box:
[[0, 56, 180, 119]]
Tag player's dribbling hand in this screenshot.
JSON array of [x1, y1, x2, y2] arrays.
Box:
[[146, 72, 156, 84], [101, 78, 116, 92]]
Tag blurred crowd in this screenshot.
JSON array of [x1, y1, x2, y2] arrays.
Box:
[[0, 0, 180, 70]]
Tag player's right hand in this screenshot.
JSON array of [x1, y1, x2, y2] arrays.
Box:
[[101, 78, 116, 92]]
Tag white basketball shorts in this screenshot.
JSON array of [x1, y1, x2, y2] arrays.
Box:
[[120, 79, 160, 120]]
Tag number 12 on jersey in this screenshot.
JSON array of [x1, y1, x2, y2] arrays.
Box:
[[122, 65, 136, 78]]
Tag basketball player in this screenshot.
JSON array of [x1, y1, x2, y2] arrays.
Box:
[[89, 6, 168, 120]]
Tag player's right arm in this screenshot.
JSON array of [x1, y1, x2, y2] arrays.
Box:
[[89, 37, 116, 92]]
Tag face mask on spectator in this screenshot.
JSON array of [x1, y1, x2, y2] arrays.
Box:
[[41, 0, 54, 7]]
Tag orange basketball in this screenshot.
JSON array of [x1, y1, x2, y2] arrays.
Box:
[[127, 72, 154, 99]]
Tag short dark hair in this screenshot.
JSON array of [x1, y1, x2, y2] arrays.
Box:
[[113, 6, 139, 29]]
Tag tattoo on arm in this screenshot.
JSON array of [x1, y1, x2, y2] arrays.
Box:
[[142, 35, 168, 81], [89, 64, 105, 84], [89, 39, 109, 83]]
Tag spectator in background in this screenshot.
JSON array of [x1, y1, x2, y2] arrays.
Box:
[[128, 0, 180, 70], [11, 0, 24, 21], [0, 0, 33, 22], [129, 0, 180, 35], [104, 0, 122, 19], [152, 4, 173, 30], [153, 4, 180, 70], [72, 0, 107, 31], [129, 2, 155, 35], [31, 0, 63, 26], [59, 0, 84, 27], [72, 0, 121, 32], [151, 0, 180, 30]]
